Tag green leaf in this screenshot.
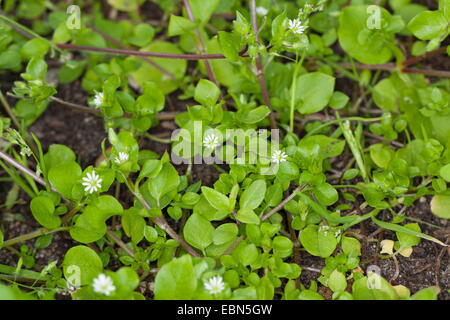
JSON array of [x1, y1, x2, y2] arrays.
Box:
[[407, 10, 447, 40], [373, 78, 400, 112], [430, 194, 450, 220], [20, 38, 50, 60], [370, 144, 394, 168], [189, 0, 220, 25], [439, 164, 450, 182], [410, 286, 440, 300], [272, 236, 293, 258], [63, 246, 103, 286], [70, 196, 123, 243], [213, 223, 238, 245], [329, 269, 347, 292], [342, 168, 359, 180], [296, 72, 335, 114], [131, 41, 187, 94], [194, 79, 221, 107], [122, 210, 146, 244], [218, 31, 241, 62], [371, 215, 446, 245], [44, 144, 76, 171], [135, 81, 165, 116], [341, 236, 361, 256], [154, 255, 198, 300], [30, 196, 60, 229], [277, 162, 299, 181], [0, 230, 3, 249], [48, 161, 82, 199], [58, 60, 86, 84], [313, 182, 338, 206], [183, 213, 214, 250], [396, 223, 421, 247], [239, 106, 271, 124], [329, 91, 349, 110], [299, 225, 337, 258], [129, 24, 155, 47], [338, 5, 394, 64], [240, 179, 266, 210], [201, 186, 232, 213], [352, 273, 398, 300], [148, 163, 180, 203], [0, 50, 21, 70], [26, 57, 47, 79], [107, 0, 139, 12], [236, 208, 260, 225], [168, 15, 198, 37], [236, 243, 258, 266]]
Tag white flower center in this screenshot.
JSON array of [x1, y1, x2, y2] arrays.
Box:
[[93, 92, 104, 108], [204, 276, 225, 295], [114, 152, 129, 164], [203, 134, 220, 150], [271, 150, 288, 164], [93, 273, 115, 296], [288, 19, 308, 35], [81, 171, 103, 194]]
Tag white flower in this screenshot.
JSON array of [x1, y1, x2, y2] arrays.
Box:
[[203, 134, 220, 150], [114, 152, 129, 164], [204, 276, 225, 295], [81, 171, 103, 194], [92, 273, 115, 296], [288, 19, 308, 35], [93, 91, 104, 108], [271, 150, 288, 164], [256, 6, 268, 16]]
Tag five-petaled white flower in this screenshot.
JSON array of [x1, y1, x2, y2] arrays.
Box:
[[114, 152, 129, 164], [203, 134, 220, 150], [288, 19, 308, 35], [81, 171, 103, 194], [256, 6, 268, 16], [204, 276, 225, 295], [271, 150, 288, 164], [93, 273, 115, 296], [93, 91, 104, 108]]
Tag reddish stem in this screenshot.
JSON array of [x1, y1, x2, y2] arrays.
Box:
[[49, 96, 177, 120], [250, 0, 277, 129], [182, 0, 219, 86]]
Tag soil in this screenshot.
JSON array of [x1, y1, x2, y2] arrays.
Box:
[[0, 2, 449, 300]]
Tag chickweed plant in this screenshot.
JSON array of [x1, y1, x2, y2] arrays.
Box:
[[0, 0, 449, 300]]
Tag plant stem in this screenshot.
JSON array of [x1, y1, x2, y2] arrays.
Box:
[[106, 229, 135, 258], [145, 133, 171, 144], [182, 0, 219, 86], [0, 12, 62, 54], [2, 227, 69, 247], [402, 46, 447, 68], [88, 25, 176, 80], [56, 43, 249, 60], [337, 62, 450, 78], [218, 185, 306, 262], [125, 178, 201, 257], [289, 52, 305, 132], [0, 150, 48, 188], [61, 206, 81, 224], [250, 0, 277, 129], [261, 185, 306, 222], [48, 96, 177, 120], [0, 88, 21, 129]]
